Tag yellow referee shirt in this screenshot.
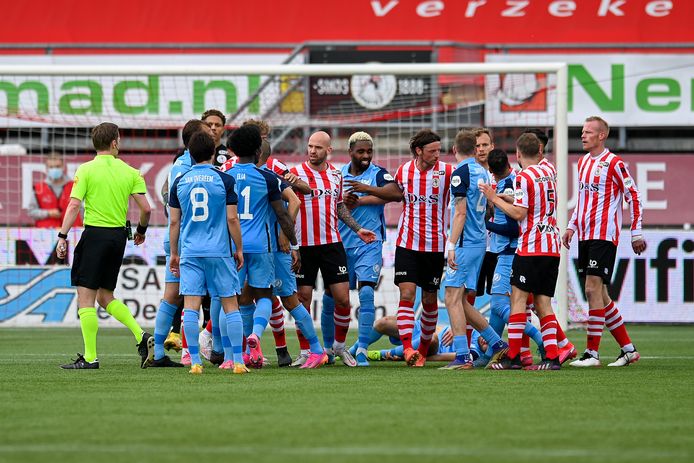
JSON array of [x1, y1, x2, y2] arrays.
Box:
[[70, 154, 147, 227]]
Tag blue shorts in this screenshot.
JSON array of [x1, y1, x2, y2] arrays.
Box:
[[165, 254, 180, 284], [238, 253, 275, 289], [179, 256, 239, 298], [491, 253, 514, 296], [444, 246, 486, 290], [272, 251, 297, 297], [345, 241, 383, 289], [163, 241, 179, 283]]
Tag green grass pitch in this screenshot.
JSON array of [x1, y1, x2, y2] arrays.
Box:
[[0, 325, 692, 463]]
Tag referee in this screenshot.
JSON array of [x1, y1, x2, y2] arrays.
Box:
[[57, 122, 154, 370]]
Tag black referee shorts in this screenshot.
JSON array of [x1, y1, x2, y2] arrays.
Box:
[[71, 226, 127, 291], [476, 251, 499, 295]]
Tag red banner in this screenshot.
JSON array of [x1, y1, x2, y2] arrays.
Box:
[[1, 153, 690, 228], [0, 1, 690, 46]]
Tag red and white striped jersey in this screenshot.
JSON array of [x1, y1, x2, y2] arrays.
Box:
[[290, 161, 343, 247], [568, 149, 643, 244], [266, 156, 289, 176], [219, 155, 238, 172], [514, 163, 561, 256], [395, 160, 452, 252], [539, 157, 557, 179]]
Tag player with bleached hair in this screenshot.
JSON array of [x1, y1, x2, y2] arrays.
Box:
[[332, 131, 403, 366]]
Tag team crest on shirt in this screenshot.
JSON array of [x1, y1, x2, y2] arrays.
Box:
[[624, 177, 634, 188], [451, 176, 461, 187], [503, 188, 514, 196], [432, 177, 440, 188], [383, 173, 394, 181], [514, 189, 525, 199], [216, 154, 228, 164]]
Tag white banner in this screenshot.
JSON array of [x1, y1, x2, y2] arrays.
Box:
[[0, 53, 296, 128], [1, 228, 691, 326], [485, 54, 694, 127]]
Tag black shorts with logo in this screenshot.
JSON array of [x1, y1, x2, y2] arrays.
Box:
[[296, 242, 349, 287], [476, 251, 499, 295], [578, 239, 617, 284], [511, 255, 560, 297], [394, 246, 446, 292], [71, 226, 128, 291]]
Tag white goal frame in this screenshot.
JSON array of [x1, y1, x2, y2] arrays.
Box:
[[0, 62, 569, 328]]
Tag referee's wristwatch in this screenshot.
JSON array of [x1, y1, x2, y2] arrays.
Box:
[[136, 223, 148, 235], [58, 232, 68, 239]]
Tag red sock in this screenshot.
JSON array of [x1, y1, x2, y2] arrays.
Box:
[[587, 305, 607, 353], [297, 329, 310, 351], [605, 302, 633, 350], [205, 320, 212, 333], [540, 314, 559, 360], [333, 305, 351, 344], [270, 297, 287, 349], [507, 313, 526, 359], [466, 325, 474, 348], [466, 293, 476, 307], [397, 300, 415, 350], [181, 325, 188, 349], [555, 322, 568, 348], [418, 302, 438, 357]]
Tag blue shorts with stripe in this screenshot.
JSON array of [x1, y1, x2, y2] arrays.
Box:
[[238, 252, 275, 289]]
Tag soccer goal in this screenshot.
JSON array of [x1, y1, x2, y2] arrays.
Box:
[[0, 62, 569, 329]]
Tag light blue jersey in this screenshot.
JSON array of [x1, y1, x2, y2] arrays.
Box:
[[340, 162, 394, 249], [164, 150, 193, 254], [450, 158, 489, 248], [489, 172, 518, 253], [169, 164, 238, 258], [227, 163, 282, 253]]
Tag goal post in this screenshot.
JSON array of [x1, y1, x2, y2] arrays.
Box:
[[0, 62, 569, 329]]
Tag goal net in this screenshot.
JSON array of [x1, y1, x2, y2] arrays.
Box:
[[0, 63, 572, 329]]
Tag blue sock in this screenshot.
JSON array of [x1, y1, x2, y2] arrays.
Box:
[[289, 304, 323, 354], [218, 307, 233, 362], [225, 311, 245, 365], [351, 325, 384, 356], [357, 286, 375, 349], [387, 345, 404, 358], [210, 297, 223, 354], [490, 295, 510, 337], [239, 304, 255, 339], [321, 293, 335, 349], [154, 300, 178, 360], [183, 309, 201, 365], [525, 322, 544, 348], [453, 335, 470, 361], [252, 298, 272, 338], [480, 325, 502, 348]]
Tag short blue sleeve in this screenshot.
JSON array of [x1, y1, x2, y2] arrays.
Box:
[[260, 168, 282, 202], [375, 167, 395, 187], [169, 176, 182, 209], [451, 164, 471, 198], [216, 170, 238, 205]]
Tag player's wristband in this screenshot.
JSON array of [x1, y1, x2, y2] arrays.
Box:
[[631, 234, 643, 243], [136, 223, 148, 235], [445, 241, 456, 253], [58, 232, 68, 239], [290, 243, 300, 251]]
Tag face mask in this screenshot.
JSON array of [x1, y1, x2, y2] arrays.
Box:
[[47, 168, 63, 181]]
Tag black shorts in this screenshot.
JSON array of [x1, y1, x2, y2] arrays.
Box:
[[578, 240, 617, 284], [511, 255, 560, 297], [394, 246, 445, 292], [296, 242, 349, 287], [71, 226, 127, 291], [476, 251, 499, 295]]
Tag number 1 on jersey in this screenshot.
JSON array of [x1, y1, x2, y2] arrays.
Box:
[[239, 186, 254, 220]]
